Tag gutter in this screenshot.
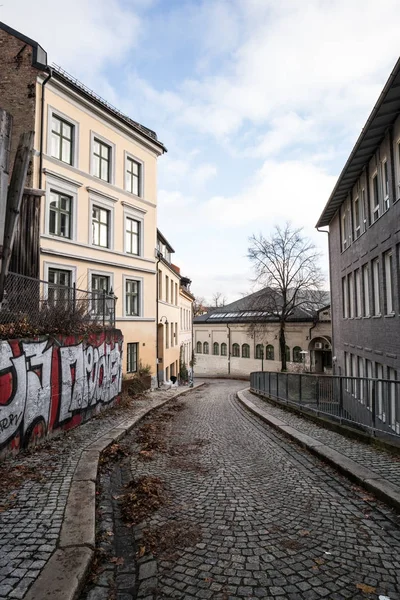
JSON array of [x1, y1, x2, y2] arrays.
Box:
[[156, 253, 161, 387], [39, 68, 52, 189], [227, 323, 231, 375]]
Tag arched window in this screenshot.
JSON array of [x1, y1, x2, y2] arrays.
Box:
[[293, 346, 302, 363], [232, 343, 240, 357], [242, 344, 250, 358], [221, 343, 227, 356], [266, 344, 274, 360], [255, 344, 264, 359], [213, 342, 219, 355], [203, 341, 209, 354], [281, 345, 290, 362], [196, 341, 202, 354]]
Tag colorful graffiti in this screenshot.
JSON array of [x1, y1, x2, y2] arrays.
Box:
[[0, 330, 123, 455]]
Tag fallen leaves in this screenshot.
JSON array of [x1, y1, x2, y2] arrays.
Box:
[[356, 583, 376, 594], [120, 476, 167, 526], [143, 520, 202, 559], [100, 443, 129, 465], [110, 556, 124, 566]]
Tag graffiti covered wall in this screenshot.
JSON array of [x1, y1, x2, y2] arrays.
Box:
[[0, 329, 123, 457]]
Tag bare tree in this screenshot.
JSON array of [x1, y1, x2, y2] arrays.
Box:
[[212, 292, 227, 308], [248, 223, 325, 371], [193, 296, 207, 317]]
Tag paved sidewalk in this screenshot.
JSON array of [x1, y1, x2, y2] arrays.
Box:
[[239, 388, 400, 511], [0, 384, 200, 600]]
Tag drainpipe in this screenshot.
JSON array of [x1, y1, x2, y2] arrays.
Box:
[[156, 254, 161, 387], [317, 226, 335, 373], [39, 68, 52, 190], [227, 323, 231, 375]]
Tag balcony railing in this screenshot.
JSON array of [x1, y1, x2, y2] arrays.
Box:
[[250, 371, 400, 441]]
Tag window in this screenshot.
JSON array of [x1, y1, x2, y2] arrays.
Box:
[[166, 276, 169, 302], [213, 342, 219, 355], [196, 341, 202, 354], [384, 251, 394, 314], [126, 157, 141, 196], [125, 218, 140, 255], [48, 268, 71, 305], [203, 342, 209, 354], [293, 346, 302, 363], [158, 271, 162, 300], [166, 323, 169, 349], [127, 343, 138, 373], [171, 280, 174, 305], [171, 323, 174, 347], [266, 345, 274, 360], [372, 258, 380, 315], [361, 187, 367, 232], [51, 115, 73, 164], [353, 195, 360, 239], [49, 191, 72, 238], [382, 160, 390, 211], [242, 344, 250, 358], [358, 356, 364, 403], [125, 279, 140, 316], [92, 206, 110, 248], [91, 274, 110, 314], [93, 138, 111, 182], [232, 343, 240, 357], [255, 344, 264, 359], [341, 208, 348, 251], [371, 173, 380, 223], [355, 269, 362, 317], [376, 362, 384, 419], [221, 343, 227, 356], [388, 368, 398, 431], [342, 277, 348, 318], [362, 264, 370, 316], [397, 140, 400, 200], [348, 272, 354, 318]]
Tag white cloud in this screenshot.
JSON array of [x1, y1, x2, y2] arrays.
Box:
[[2, 0, 142, 79]]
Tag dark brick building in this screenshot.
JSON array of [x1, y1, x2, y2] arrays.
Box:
[[317, 57, 400, 428]]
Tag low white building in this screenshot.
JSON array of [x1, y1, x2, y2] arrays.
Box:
[[193, 290, 331, 378], [179, 275, 194, 375]]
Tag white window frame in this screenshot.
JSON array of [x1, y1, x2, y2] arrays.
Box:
[[361, 187, 367, 232], [355, 269, 362, 317], [372, 258, 381, 316], [43, 261, 77, 300], [396, 139, 400, 201], [47, 106, 79, 168], [362, 264, 370, 317], [126, 342, 138, 373], [123, 206, 144, 257], [371, 171, 380, 223], [123, 275, 144, 318], [89, 195, 115, 250], [124, 151, 144, 198], [384, 251, 394, 314], [382, 159, 390, 212], [90, 131, 116, 185], [44, 174, 79, 241], [348, 272, 355, 318], [353, 194, 361, 239], [342, 276, 348, 318]]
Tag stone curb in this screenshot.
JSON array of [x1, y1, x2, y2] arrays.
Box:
[[24, 383, 204, 600], [237, 388, 400, 513]]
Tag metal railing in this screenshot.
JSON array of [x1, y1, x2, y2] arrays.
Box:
[[250, 371, 400, 440], [0, 271, 116, 337]]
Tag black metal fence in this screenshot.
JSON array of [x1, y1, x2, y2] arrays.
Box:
[[250, 371, 400, 440], [0, 271, 116, 336]]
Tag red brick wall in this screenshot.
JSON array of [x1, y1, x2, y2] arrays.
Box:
[[0, 29, 42, 186]]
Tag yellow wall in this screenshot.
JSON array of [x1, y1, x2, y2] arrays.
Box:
[[34, 75, 164, 377]]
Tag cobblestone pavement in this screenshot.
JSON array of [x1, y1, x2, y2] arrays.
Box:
[[244, 388, 400, 487], [0, 386, 183, 600], [91, 379, 400, 600]]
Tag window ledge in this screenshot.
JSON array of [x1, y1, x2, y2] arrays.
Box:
[[362, 315, 371, 319], [371, 314, 382, 319], [384, 313, 396, 318]]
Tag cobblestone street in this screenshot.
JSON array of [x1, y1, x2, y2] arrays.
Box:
[[88, 379, 400, 600]]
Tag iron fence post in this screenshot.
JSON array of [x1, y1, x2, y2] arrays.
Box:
[[299, 374, 302, 405], [102, 289, 106, 327], [277, 373, 279, 399], [339, 376, 343, 419], [316, 376, 320, 411], [286, 372, 289, 403], [72, 282, 76, 315]]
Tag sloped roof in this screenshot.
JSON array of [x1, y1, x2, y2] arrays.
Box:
[[194, 288, 329, 324], [317, 56, 400, 227]]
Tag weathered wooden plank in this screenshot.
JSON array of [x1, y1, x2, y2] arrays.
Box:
[[0, 130, 34, 301], [0, 109, 13, 254]]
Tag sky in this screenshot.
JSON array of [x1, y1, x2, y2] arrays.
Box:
[[3, 0, 400, 303]]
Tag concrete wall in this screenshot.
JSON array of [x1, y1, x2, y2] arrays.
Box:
[[0, 329, 123, 458]]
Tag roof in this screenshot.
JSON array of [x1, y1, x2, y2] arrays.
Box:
[[0, 22, 47, 69], [51, 65, 166, 152], [317, 56, 400, 228], [157, 229, 175, 253], [194, 288, 330, 324]]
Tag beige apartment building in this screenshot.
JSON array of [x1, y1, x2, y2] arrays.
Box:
[[156, 231, 180, 384], [179, 275, 194, 372], [0, 23, 166, 377]]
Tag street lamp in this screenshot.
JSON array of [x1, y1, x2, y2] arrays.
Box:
[[157, 316, 169, 388], [260, 347, 264, 372], [159, 316, 168, 324]]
